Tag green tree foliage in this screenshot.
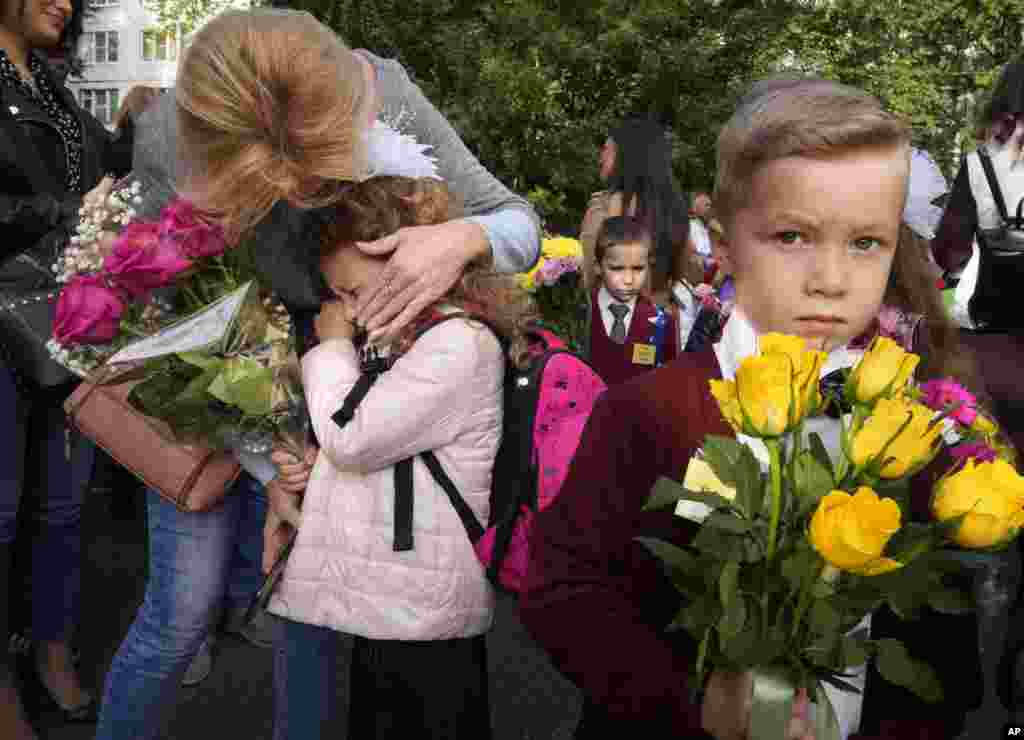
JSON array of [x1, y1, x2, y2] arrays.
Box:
[[150, 0, 1024, 231]]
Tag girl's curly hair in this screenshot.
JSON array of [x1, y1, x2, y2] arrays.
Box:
[[320, 176, 537, 367]]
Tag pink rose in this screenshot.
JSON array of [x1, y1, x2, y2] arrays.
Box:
[[104, 222, 193, 299], [950, 442, 999, 464], [158, 198, 227, 259], [53, 274, 125, 345], [920, 377, 978, 426]]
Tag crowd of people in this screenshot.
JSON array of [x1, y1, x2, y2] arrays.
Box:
[[2, 3, 1024, 740]]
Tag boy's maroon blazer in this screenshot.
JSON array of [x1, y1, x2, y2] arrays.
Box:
[[587, 288, 678, 386], [520, 347, 981, 738]]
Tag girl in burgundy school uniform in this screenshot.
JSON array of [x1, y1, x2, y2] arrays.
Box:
[[521, 78, 987, 740]]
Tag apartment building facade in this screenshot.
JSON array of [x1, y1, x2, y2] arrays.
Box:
[[67, 0, 181, 127]]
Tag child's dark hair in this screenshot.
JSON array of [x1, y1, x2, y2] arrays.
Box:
[[594, 215, 653, 264], [320, 176, 537, 367], [888, 223, 984, 393]]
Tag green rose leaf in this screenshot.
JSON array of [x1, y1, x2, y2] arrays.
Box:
[[692, 527, 762, 562], [643, 477, 689, 511], [807, 432, 835, 480], [874, 639, 944, 703], [635, 537, 700, 576], [808, 599, 842, 637], [704, 511, 751, 534], [793, 450, 834, 512], [702, 436, 748, 488]]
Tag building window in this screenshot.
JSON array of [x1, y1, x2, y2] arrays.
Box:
[[89, 0, 120, 7], [80, 89, 120, 126], [82, 31, 119, 64], [142, 28, 178, 62]]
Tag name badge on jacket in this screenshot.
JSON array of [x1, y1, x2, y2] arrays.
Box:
[[632, 343, 656, 365]]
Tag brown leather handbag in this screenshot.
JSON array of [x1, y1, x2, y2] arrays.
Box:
[[64, 370, 241, 511]]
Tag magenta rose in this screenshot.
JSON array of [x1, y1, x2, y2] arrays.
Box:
[[53, 274, 126, 346], [158, 198, 227, 259], [104, 222, 193, 299], [950, 441, 999, 465], [920, 377, 978, 426]]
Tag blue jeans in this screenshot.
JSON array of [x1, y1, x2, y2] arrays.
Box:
[[0, 364, 94, 643], [94, 475, 267, 740]]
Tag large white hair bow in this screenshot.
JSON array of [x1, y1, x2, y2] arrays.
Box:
[[903, 148, 948, 240], [363, 120, 440, 181]]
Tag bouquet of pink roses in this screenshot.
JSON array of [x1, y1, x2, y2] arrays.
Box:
[[49, 197, 303, 454]]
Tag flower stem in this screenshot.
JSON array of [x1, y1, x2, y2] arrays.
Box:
[[766, 437, 784, 559], [791, 559, 826, 640]]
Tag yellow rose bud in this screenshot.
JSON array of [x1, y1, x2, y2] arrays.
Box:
[[736, 354, 796, 436], [847, 336, 920, 405], [809, 488, 904, 576], [850, 397, 943, 479], [932, 458, 1024, 549], [760, 333, 826, 419], [971, 412, 998, 437]]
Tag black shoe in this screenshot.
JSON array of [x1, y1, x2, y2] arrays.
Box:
[[14, 653, 98, 724]]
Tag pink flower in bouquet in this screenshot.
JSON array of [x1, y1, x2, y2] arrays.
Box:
[[104, 222, 193, 299], [158, 198, 227, 258], [536, 256, 579, 287], [53, 274, 125, 345], [920, 377, 978, 426], [950, 442, 999, 465]]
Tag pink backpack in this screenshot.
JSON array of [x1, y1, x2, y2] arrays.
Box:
[[401, 324, 607, 593]]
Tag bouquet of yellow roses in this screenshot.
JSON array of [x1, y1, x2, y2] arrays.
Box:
[[641, 334, 1024, 740]]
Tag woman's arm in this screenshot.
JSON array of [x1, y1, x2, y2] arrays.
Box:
[[0, 191, 80, 264], [302, 319, 502, 473], [579, 192, 609, 291], [372, 54, 541, 273]]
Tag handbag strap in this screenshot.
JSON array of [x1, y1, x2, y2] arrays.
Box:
[[977, 146, 1011, 224]]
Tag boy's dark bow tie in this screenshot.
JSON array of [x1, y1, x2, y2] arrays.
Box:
[[819, 368, 851, 419]]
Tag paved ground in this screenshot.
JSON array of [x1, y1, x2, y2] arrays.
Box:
[[32, 486, 582, 740]]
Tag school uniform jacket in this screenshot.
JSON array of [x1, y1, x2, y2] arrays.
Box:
[[585, 288, 678, 386], [520, 347, 982, 738]]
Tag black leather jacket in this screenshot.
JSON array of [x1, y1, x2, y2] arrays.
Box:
[[0, 53, 132, 292]]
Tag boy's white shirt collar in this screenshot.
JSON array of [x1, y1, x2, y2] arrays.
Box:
[[597, 285, 638, 336], [714, 307, 864, 382]]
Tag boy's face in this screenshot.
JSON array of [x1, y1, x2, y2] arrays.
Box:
[[719, 146, 907, 350], [596, 242, 650, 302]]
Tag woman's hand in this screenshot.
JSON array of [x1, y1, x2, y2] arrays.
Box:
[[353, 221, 490, 343], [265, 475, 304, 530], [270, 446, 317, 495], [262, 508, 293, 574], [83, 176, 115, 208], [701, 670, 814, 740], [315, 300, 356, 342]]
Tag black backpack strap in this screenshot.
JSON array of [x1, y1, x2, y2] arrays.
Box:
[[977, 146, 1011, 224], [330, 372, 381, 429], [393, 458, 415, 552], [421, 451, 485, 543]]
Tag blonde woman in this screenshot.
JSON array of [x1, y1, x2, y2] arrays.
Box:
[[95, 9, 539, 740]]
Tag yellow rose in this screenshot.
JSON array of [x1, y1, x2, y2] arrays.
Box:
[[847, 336, 920, 405], [932, 458, 1024, 549], [542, 236, 583, 260], [809, 488, 904, 576], [711, 354, 795, 437], [850, 397, 943, 479], [759, 333, 826, 418]]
